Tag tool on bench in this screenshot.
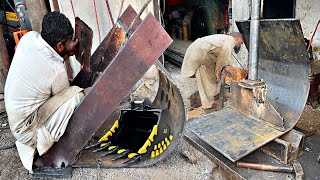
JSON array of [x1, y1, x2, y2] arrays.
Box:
[[237, 161, 304, 180]]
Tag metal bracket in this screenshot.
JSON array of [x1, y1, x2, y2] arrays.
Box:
[[31, 166, 72, 179], [228, 81, 285, 131], [260, 129, 305, 164]]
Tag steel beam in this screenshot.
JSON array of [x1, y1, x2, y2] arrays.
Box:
[[36, 13, 172, 167], [248, 0, 261, 80]]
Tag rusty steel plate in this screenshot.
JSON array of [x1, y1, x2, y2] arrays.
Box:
[[37, 13, 172, 167], [187, 20, 311, 162], [74, 17, 93, 71], [71, 5, 140, 88], [187, 108, 283, 162]]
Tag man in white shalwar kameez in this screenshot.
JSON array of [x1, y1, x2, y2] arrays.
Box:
[[181, 32, 244, 110], [4, 12, 86, 172]]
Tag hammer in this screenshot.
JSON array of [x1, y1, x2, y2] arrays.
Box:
[[236, 161, 304, 180]]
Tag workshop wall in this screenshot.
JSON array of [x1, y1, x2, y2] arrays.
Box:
[[231, 0, 320, 68], [296, 0, 320, 60], [183, 0, 219, 35]]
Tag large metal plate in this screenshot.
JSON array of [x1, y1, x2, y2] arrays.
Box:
[[187, 108, 282, 162], [37, 14, 172, 167], [236, 19, 311, 130]]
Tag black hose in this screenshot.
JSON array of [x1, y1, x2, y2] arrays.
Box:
[[0, 126, 9, 130], [0, 143, 15, 150]]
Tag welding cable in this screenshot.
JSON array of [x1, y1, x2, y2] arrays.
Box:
[[0, 126, 9, 130], [70, 0, 76, 18], [307, 19, 320, 52], [232, 53, 246, 70], [0, 143, 15, 150], [104, 0, 114, 26], [89, 0, 125, 85], [93, 0, 101, 43]]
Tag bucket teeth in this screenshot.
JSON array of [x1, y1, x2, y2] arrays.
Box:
[[92, 141, 112, 152], [112, 150, 130, 161], [100, 146, 119, 157], [84, 141, 103, 149], [122, 154, 142, 167]]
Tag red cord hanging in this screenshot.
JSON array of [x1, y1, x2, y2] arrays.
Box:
[[93, 0, 102, 43], [307, 19, 320, 52], [70, 0, 76, 18], [105, 0, 114, 26]]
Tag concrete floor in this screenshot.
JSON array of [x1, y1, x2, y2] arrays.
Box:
[[0, 61, 319, 179]]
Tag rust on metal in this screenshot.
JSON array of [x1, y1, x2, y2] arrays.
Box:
[[71, 5, 139, 88], [74, 17, 93, 71], [51, 0, 60, 12], [37, 13, 172, 167]]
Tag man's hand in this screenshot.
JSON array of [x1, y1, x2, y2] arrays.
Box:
[[223, 66, 236, 78], [83, 87, 91, 95], [215, 69, 221, 83]]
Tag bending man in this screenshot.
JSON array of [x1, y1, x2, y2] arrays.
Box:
[[181, 32, 244, 110]]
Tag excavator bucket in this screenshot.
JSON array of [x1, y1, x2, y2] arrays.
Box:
[[35, 6, 186, 170], [187, 19, 311, 162]]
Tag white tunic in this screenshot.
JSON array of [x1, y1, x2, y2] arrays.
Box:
[[4, 31, 83, 172]]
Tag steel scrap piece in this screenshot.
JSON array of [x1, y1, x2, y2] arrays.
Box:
[[36, 13, 173, 167]]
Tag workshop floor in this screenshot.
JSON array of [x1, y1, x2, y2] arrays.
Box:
[[0, 61, 319, 180]]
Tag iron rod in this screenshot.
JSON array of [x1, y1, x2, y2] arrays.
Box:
[[248, 0, 261, 80]]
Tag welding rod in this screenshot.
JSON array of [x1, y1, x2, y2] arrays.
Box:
[[126, 0, 153, 35], [236, 162, 294, 173]]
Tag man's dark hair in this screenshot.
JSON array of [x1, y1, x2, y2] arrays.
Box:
[[41, 12, 74, 47]]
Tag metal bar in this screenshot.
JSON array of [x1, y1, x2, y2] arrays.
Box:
[[37, 14, 172, 167], [0, 26, 10, 93], [49, 0, 60, 12], [71, 5, 141, 88], [74, 17, 93, 71], [236, 162, 294, 173], [126, 0, 152, 36], [25, 0, 48, 32], [248, 0, 261, 80]]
